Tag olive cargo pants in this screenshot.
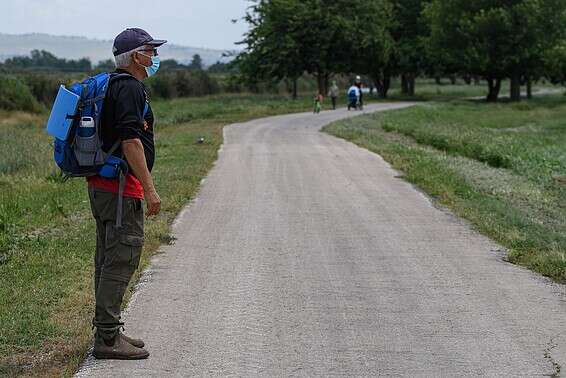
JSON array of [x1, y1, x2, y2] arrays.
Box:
[[88, 188, 144, 340]]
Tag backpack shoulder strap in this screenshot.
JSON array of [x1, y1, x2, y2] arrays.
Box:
[[108, 72, 149, 114], [109, 72, 135, 82]]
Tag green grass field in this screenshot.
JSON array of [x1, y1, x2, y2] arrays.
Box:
[[0, 93, 318, 377], [324, 94, 566, 282]]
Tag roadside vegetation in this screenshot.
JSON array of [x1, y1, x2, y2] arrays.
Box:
[[324, 93, 566, 282]]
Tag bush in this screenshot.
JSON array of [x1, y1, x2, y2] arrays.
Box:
[[146, 70, 220, 99], [0, 74, 42, 112], [0, 69, 223, 110], [20, 73, 64, 106], [147, 74, 177, 99]]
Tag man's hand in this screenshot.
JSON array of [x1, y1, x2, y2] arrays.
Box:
[[145, 189, 161, 217], [122, 138, 161, 217]]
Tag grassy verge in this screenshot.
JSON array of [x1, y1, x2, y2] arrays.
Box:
[[386, 80, 491, 101], [384, 79, 559, 102], [323, 94, 566, 282], [0, 93, 317, 377]]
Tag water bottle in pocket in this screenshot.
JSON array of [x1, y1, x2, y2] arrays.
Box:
[[74, 117, 104, 166]]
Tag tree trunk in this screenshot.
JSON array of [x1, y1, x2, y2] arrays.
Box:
[[526, 77, 532, 99], [373, 72, 391, 98], [510, 72, 521, 102], [316, 72, 330, 96], [449, 75, 457, 85], [285, 78, 297, 99], [402, 73, 416, 96], [487, 77, 502, 102], [473, 76, 481, 85], [316, 73, 324, 95], [382, 75, 391, 98], [408, 73, 416, 96], [401, 74, 409, 95], [463, 75, 472, 85], [435, 76, 441, 85]]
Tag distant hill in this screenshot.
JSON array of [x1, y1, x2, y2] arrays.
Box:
[[0, 33, 234, 67]]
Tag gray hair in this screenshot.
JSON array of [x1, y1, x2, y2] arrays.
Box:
[[114, 46, 146, 69]]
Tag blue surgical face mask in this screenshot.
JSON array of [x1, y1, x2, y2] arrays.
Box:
[[138, 52, 160, 77], [145, 55, 160, 77]]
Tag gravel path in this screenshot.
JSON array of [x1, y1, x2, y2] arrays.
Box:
[[77, 103, 566, 377]]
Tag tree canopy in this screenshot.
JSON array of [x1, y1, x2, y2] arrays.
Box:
[[2, 50, 92, 72], [426, 0, 566, 100], [236, 0, 566, 102]]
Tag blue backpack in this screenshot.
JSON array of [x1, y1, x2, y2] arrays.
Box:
[[46, 72, 143, 228], [49, 72, 132, 178]]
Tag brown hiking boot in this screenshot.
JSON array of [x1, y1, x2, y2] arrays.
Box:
[[93, 333, 149, 360], [120, 332, 145, 348]]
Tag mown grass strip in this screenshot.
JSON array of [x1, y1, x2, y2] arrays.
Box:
[[323, 94, 566, 283]]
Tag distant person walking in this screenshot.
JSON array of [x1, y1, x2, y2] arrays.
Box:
[[328, 81, 339, 110], [88, 28, 166, 360]]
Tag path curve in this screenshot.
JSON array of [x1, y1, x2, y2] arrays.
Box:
[[77, 103, 566, 377]]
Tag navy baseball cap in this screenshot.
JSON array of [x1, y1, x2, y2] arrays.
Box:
[[113, 28, 167, 56]]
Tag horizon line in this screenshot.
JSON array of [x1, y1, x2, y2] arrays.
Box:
[[0, 31, 241, 52]]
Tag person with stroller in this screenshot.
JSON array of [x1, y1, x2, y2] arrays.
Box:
[[347, 82, 361, 111]]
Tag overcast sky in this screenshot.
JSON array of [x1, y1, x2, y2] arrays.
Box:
[[1, 0, 250, 50]]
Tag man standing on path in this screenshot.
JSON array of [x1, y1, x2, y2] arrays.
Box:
[[87, 28, 166, 360]]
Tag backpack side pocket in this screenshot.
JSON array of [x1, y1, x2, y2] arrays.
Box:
[[74, 134, 102, 166]]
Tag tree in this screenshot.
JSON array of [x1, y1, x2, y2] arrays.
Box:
[[188, 54, 203, 71], [236, 0, 361, 96], [348, 0, 430, 98], [3, 50, 92, 72], [544, 40, 566, 85], [351, 0, 395, 98], [207, 61, 231, 74], [427, 0, 566, 101], [392, 0, 430, 96], [160, 59, 186, 70], [93, 59, 116, 73], [297, 0, 354, 95], [235, 0, 306, 97]]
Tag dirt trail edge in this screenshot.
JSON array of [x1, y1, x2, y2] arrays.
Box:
[[76, 103, 566, 377]]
